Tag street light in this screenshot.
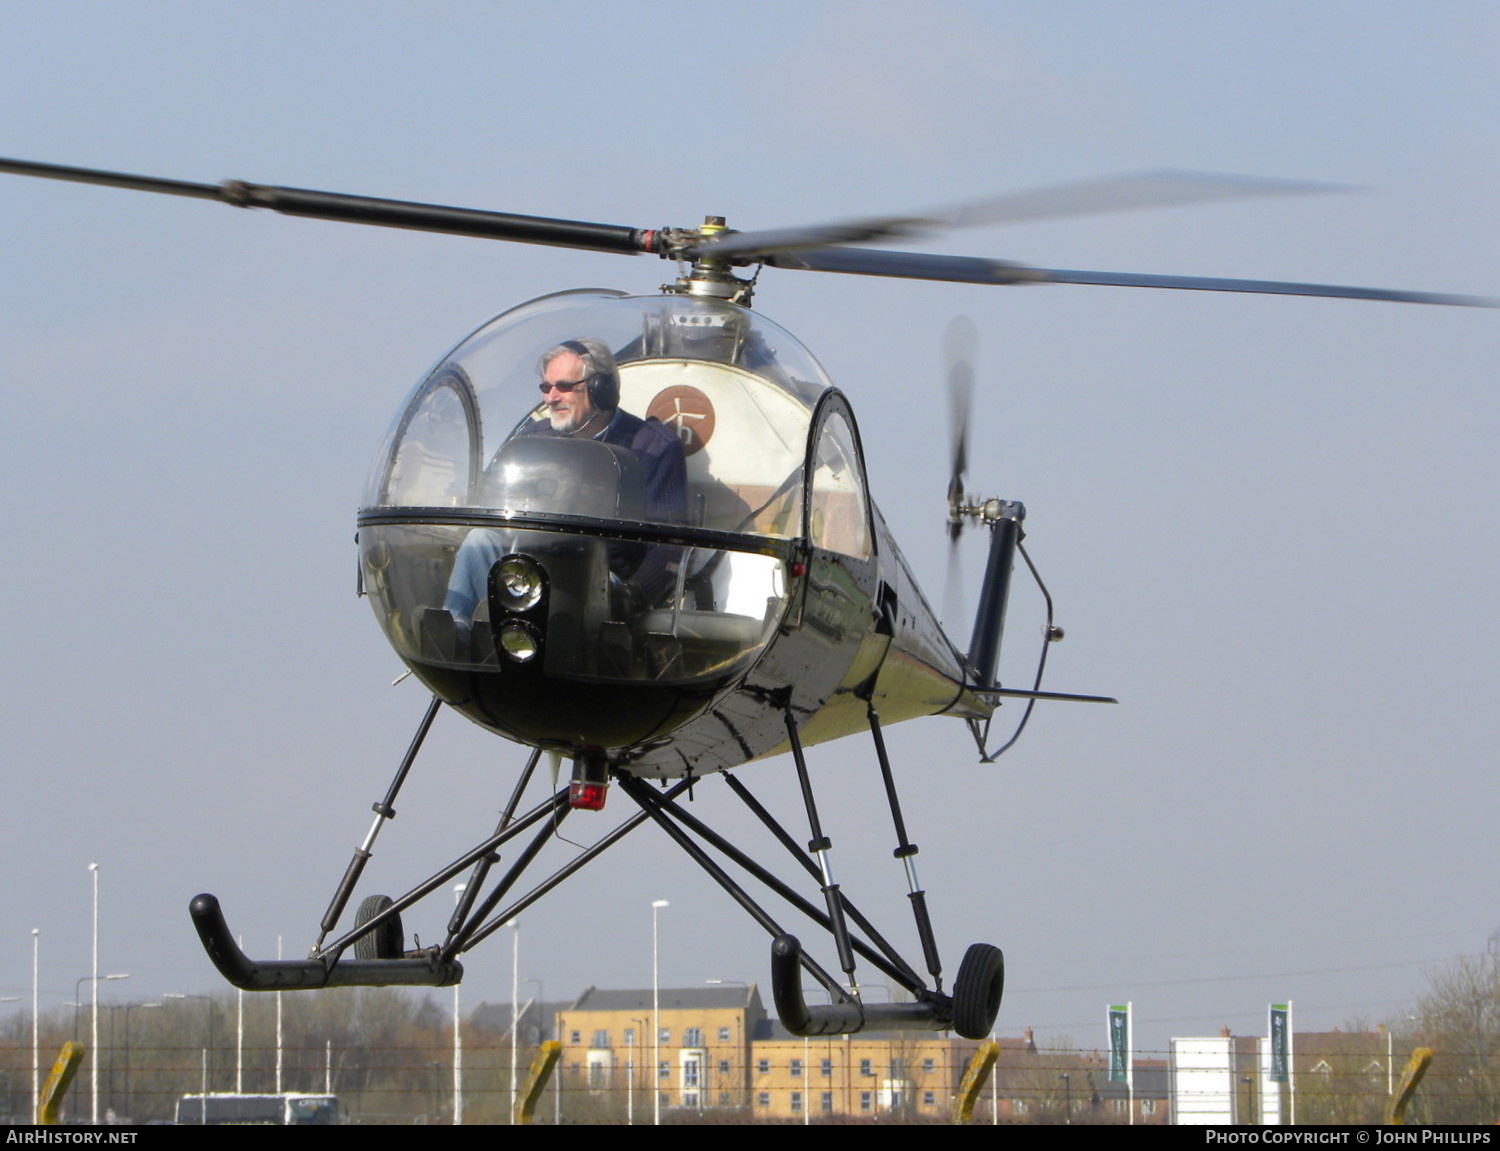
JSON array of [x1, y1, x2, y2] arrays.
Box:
[[89, 862, 99, 1125], [31, 929, 39, 1124], [74, 975, 130, 1041], [706, 981, 748, 1111], [508, 919, 520, 1125], [275, 936, 283, 1094], [628, 1015, 649, 1125], [525, 977, 551, 1124], [652, 899, 669, 1127], [113, 1002, 160, 1119], [452, 883, 464, 1127], [163, 994, 219, 1092], [525, 978, 546, 1041]]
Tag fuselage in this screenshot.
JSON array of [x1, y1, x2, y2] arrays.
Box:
[[357, 291, 988, 778]]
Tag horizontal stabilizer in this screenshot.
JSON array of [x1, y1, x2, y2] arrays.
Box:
[[971, 686, 1119, 704]]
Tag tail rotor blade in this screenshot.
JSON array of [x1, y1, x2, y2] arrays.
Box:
[[945, 316, 977, 541], [944, 316, 979, 624]]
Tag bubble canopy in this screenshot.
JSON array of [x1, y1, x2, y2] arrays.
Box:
[[356, 291, 864, 752], [363, 290, 833, 520]]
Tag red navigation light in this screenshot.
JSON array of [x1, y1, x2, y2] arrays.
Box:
[[568, 781, 608, 811]]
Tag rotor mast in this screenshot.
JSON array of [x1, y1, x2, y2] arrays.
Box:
[[656, 215, 759, 305]]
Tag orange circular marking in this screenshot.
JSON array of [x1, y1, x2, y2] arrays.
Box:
[[647, 385, 716, 457]]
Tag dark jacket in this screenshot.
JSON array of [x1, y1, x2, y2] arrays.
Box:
[[519, 408, 688, 602]]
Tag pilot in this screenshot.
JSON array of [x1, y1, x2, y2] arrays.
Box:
[[442, 338, 687, 625], [521, 338, 687, 524]]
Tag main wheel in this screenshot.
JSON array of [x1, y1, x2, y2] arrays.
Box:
[[353, 894, 405, 960], [952, 943, 1005, 1039]]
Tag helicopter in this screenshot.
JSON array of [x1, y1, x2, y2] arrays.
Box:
[[0, 157, 1489, 1041]]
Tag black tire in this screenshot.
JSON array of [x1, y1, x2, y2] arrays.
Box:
[[353, 894, 404, 960], [952, 943, 1005, 1039]]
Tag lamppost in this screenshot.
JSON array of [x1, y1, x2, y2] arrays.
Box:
[[526, 978, 546, 1041], [628, 1016, 649, 1125], [652, 899, 669, 1126], [31, 929, 39, 1124], [452, 883, 464, 1127], [89, 862, 99, 1125], [508, 919, 520, 1125], [525, 977, 548, 1122], [706, 980, 748, 1110], [163, 994, 219, 1092], [275, 936, 283, 1094], [73, 974, 130, 1040], [114, 1002, 160, 1119], [236, 946, 245, 1094]]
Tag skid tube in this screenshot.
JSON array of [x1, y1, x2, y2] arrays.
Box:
[[190, 782, 574, 990], [191, 746, 698, 991], [770, 934, 953, 1036], [619, 772, 958, 1036], [190, 893, 463, 990]]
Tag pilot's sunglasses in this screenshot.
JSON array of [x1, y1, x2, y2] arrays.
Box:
[[539, 376, 592, 394]]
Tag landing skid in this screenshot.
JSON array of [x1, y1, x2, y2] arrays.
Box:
[[189, 694, 1005, 1040], [190, 894, 463, 989]]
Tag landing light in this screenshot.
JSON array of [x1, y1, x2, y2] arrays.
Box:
[[498, 622, 540, 663], [496, 555, 545, 612]]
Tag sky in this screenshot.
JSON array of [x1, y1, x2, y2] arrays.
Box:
[[0, 1, 1497, 1065]]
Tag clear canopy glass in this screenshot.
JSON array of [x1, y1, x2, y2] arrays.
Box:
[[357, 292, 849, 742], [364, 289, 834, 533]]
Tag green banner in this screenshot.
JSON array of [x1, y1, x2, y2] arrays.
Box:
[[1109, 1005, 1129, 1083], [1270, 1004, 1290, 1083]]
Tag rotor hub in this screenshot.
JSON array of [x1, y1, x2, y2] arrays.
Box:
[[660, 216, 757, 305], [950, 496, 1024, 531]]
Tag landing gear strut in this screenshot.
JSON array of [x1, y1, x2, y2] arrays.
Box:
[[190, 692, 1005, 1040]]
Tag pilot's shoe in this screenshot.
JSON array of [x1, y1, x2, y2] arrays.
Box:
[[608, 572, 646, 618], [416, 607, 458, 661]]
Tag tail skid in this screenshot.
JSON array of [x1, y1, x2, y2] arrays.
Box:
[[961, 503, 1117, 761]]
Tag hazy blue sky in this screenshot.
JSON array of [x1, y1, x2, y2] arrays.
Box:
[[1, 1, 1496, 1064]]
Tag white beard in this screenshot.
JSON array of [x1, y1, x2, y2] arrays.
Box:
[[548, 406, 583, 434]]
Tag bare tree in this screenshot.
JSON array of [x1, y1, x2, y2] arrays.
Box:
[[1413, 955, 1500, 1124]]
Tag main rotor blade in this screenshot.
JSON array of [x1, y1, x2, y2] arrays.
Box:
[[0, 156, 651, 255], [1034, 267, 1497, 307], [765, 246, 1043, 283], [933, 169, 1344, 230], [0, 156, 223, 201], [688, 170, 1340, 261], [6, 156, 1488, 306], [766, 245, 1496, 306]]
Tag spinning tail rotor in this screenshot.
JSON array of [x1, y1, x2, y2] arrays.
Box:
[[939, 314, 1022, 686], [939, 319, 1117, 758], [943, 317, 976, 627]]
